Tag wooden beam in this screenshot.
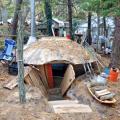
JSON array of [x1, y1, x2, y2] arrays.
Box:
[[61, 64, 75, 95], [0, 35, 17, 37]]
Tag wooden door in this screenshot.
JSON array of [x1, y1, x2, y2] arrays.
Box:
[[61, 64, 75, 96]]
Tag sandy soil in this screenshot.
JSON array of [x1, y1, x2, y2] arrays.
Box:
[[67, 76, 120, 120], [0, 56, 120, 120]]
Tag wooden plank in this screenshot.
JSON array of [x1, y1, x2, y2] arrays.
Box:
[[36, 65, 48, 88], [29, 69, 41, 87], [33, 69, 48, 95], [4, 67, 32, 90], [61, 64, 75, 95], [49, 100, 92, 113], [53, 106, 92, 113], [48, 100, 79, 105], [95, 91, 111, 97], [100, 93, 115, 101], [29, 69, 48, 97], [50, 103, 92, 113], [4, 77, 18, 90], [95, 89, 109, 94], [53, 104, 91, 109], [0, 35, 17, 37], [24, 75, 32, 85], [95, 89, 111, 97], [24, 67, 32, 77]]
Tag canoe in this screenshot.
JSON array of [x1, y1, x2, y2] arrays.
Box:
[[87, 84, 116, 104]]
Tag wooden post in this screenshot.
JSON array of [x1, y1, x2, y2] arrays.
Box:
[[17, 11, 26, 103]]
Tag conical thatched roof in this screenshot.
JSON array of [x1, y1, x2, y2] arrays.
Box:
[[23, 37, 96, 65]]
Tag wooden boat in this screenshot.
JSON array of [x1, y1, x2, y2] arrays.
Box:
[[87, 84, 116, 104]]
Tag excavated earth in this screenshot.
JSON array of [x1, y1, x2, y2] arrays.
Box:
[[0, 55, 120, 120]]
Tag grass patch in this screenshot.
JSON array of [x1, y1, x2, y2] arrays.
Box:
[[0, 38, 4, 50]]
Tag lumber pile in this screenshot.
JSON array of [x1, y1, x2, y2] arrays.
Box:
[[90, 83, 115, 101], [48, 100, 92, 113]]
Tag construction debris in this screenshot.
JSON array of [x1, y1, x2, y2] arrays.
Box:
[[87, 83, 116, 104]]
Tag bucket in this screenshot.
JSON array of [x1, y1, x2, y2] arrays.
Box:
[[104, 67, 110, 75], [66, 34, 71, 40], [8, 62, 18, 75], [108, 68, 119, 82]]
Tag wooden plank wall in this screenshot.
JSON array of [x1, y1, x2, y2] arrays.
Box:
[[36, 65, 49, 89], [24, 66, 48, 97]]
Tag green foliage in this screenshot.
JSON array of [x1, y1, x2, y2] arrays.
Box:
[[1, 0, 120, 24], [101, 0, 120, 16], [79, 0, 120, 16], [0, 40, 4, 49]]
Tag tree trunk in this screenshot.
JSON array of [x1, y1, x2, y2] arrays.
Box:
[[2, 7, 8, 23], [97, 13, 100, 51], [67, 0, 73, 39], [111, 17, 120, 68], [11, 0, 23, 39], [86, 11, 92, 45], [0, 8, 2, 21], [45, 0, 53, 36], [30, 0, 36, 37], [17, 11, 26, 103], [103, 17, 107, 37]]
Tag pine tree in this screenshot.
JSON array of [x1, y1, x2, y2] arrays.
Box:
[[12, 0, 23, 38], [45, 0, 53, 36], [101, 0, 120, 67]]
